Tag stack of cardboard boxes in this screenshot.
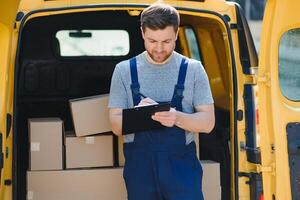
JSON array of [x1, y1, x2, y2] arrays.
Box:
[[27, 94, 221, 200], [27, 94, 127, 200]]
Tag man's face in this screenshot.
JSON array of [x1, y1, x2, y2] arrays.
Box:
[[142, 26, 178, 63]]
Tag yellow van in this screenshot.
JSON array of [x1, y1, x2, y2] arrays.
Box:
[[0, 0, 300, 199]]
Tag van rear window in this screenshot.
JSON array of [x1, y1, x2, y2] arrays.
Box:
[[55, 30, 130, 57], [184, 27, 202, 61], [279, 28, 300, 101]]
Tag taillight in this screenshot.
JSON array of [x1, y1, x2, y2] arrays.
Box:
[[260, 194, 264, 200]]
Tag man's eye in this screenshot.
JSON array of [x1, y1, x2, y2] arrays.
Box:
[[163, 40, 171, 44]]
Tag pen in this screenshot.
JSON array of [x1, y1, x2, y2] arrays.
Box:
[[138, 92, 147, 99]]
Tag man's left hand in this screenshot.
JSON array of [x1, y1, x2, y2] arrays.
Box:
[[151, 108, 177, 127]]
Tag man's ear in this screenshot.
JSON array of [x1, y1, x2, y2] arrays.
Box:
[[140, 27, 145, 39]]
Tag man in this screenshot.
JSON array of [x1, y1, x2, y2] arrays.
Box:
[[109, 3, 215, 200]]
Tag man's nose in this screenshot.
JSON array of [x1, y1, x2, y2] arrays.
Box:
[[156, 42, 164, 52]]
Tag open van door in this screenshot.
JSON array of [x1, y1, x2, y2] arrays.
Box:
[[0, 0, 20, 198], [258, 0, 300, 199]]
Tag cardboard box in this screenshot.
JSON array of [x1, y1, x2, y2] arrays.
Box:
[[69, 94, 111, 137], [27, 163, 220, 200], [27, 168, 126, 200], [66, 134, 114, 168], [194, 133, 200, 159], [202, 160, 221, 189], [118, 136, 125, 166], [202, 160, 221, 199], [203, 186, 222, 200], [28, 118, 63, 171]]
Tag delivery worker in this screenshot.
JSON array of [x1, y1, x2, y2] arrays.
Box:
[[109, 2, 215, 200]]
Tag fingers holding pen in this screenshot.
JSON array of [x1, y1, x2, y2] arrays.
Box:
[[135, 97, 158, 107]]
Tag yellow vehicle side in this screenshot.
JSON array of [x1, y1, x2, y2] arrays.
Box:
[[0, 1, 249, 199], [1, 0, 300, 200]]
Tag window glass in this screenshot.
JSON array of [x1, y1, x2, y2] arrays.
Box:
[[184, 27, 201, 61], [56, 30, 129, 56], [227, 0, 266, 20], [279, 29, 300, 101]]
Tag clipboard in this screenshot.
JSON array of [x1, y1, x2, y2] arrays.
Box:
[[122, 102, 171, 135]]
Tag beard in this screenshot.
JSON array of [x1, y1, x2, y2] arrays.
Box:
[[147, 50, 173, 63]]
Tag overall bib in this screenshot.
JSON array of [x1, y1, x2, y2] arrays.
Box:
[[123, 57, 204, 200]]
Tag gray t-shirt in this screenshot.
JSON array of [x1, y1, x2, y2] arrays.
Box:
[[108, 51, 214, 144]]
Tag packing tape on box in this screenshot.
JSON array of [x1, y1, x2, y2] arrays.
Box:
[[30, 142, 40, 152], [27, 191, 34, 200], [85, 136, 95, 144]]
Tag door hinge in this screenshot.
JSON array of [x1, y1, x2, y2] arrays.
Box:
[[244, 73, 270, 86], [240, 163, 274, 175], [257, 73, 271, 87], [256, 163, 275, 174], [244, 74, 257, 85]]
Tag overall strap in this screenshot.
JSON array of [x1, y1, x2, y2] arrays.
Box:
[[171, 57, 188, 111], [129, 57, 141, 106]]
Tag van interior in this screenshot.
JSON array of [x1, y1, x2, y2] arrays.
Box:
[[15, 9, 231, 200]]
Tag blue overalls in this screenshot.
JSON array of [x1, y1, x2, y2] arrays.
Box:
[[123, 57, 204, 200]]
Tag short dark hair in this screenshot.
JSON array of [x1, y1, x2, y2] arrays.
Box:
[[140, 3, 180, 32]]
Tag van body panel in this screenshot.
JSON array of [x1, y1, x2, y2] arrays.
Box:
[[226, 4, 265, 199], [3, 1, 240, 199], [0, 1, 21, 200], [3, 0, 299, 200], [258, 0, 300, 199], [0, 1, 21, 27], [18, 0, 230, 13]]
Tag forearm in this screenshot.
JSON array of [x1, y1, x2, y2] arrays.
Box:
[[109, 109, 123, 136], [109, 98, 157, 136], [175, 110, 215, 133]]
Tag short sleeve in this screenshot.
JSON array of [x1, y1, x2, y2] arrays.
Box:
[[108, 63, 129, 108], [193, 62, 214, 106]]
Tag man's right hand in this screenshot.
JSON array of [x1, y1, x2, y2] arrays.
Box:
[[135, 97, 158, 107], [109, 97, 158, 135]]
